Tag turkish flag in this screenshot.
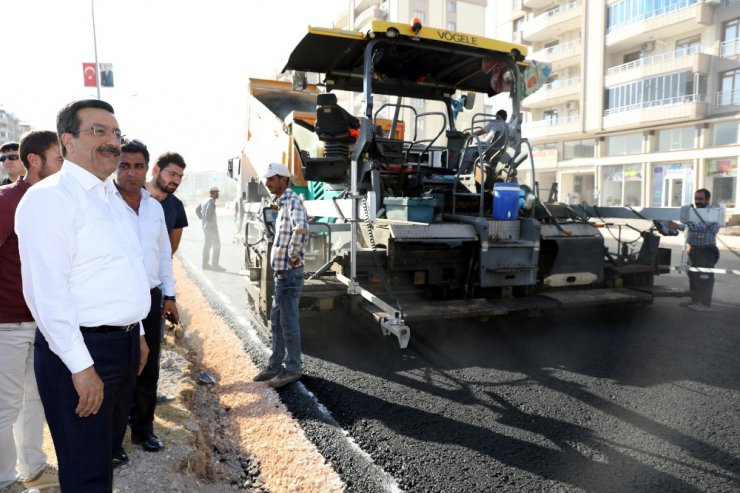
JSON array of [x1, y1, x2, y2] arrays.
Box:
[[83, 63, 97, 87]]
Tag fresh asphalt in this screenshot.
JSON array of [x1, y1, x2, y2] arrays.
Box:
[[178, 208, 740, 492]]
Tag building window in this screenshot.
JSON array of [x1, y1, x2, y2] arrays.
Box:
[[543, 109, 559, 125], [513, 17, 524, 32], [657, 126, 694, 151], [706, 158, 737, 206], [601, 164, 642, 206], [606, 71, 703, 113], [722, 18, 740, 57], [712, 121, 739, 146], [651, 162, 694, 207], [447, 22, 456, 31], [447, 1, 456, 13], [675, 36, 700, 57], [719, 69, 740, 106], [563, 139, 595, 159], [608, 0, 699, 33], [607, 133, 642, 156], [412, 10, 426, 24]]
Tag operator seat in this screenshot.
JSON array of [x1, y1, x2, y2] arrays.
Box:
[[303, 93, 360, 183]]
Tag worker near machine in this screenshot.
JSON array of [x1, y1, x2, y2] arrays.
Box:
[[196, 186, 224, 271], [252, 163, 309, 388], [668, 188, 720, 312]]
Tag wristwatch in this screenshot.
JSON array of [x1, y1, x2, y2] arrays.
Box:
[[163, 295, 176, 301]]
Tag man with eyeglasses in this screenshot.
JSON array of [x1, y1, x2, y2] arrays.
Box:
[[0, 142, 22, 185], [110, 139, 178, 465], [15, 99, 150, 492], [145, 152, 188, 254], [0, 131, 63, 492]]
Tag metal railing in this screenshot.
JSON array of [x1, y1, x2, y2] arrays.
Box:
[[526, 113, 579, 128], [606, 45, 700, 75], [532, 38, 581, 60], [604, 93, 704, 115], [607, 0, 699, 34], [523, 0, 581, 32], [720, 38, 740, 58], [538, 76, 580, 92], [716, 89, 740, 107]]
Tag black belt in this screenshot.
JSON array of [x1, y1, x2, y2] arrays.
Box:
[[80, 323, 138, 333]]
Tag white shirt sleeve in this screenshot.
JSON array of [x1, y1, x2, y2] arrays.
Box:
[[16, 188, 94, 374]]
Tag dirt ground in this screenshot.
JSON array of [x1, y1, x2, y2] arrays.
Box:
[[25, 258, 344, 493]]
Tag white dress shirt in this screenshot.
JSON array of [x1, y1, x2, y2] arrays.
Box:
[[15, 161, 150, 374], [113, 187, 175, 295]]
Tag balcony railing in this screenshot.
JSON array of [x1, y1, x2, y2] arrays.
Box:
[[532, 38, 581, 60], [539, 76, 580, 92], [716, 89, 740, 107], [522, 1, 581, 38], [720, 38, 740, 58], [606, 45, 700, 75], [527, 113, 580, 128], [604, 93, 704, 116], [607, 0, 700, 34]]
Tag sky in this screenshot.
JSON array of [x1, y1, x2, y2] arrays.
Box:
[[0, 0, 348, 172]]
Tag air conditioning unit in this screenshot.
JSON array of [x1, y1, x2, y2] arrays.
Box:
[[641, 41, 655, 53], [565, 100, 577, 111]]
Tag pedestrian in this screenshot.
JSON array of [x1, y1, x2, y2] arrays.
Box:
[[111, 139, 178, 466], [0, 130, 63, 492], [669, 188, 721, 311], [252, 163, 309, 388], [196, 186, 224, 271], [0, 142, 22, 185], [145, 152, 188, 254], [15, 99, 150, 492]]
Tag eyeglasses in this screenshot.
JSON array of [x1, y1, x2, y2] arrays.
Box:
[[0, 154, 20, 162], [71, 123, 125, 144]]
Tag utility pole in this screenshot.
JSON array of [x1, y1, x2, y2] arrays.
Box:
[[91, 0, 101, 99]]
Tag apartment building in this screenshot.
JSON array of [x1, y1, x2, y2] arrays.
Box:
[[332, 0, 488, 140], [491, 0, 740, 219]]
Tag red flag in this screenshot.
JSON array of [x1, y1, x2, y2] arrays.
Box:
[[83, 63, 97, 87]]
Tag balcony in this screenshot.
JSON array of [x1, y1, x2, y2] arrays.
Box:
[[716, 89, 740, 113], [721, 38, 740, 58], [521, 1, 582, 43], [523, 114, 580, 139], [605, 49, 711, 87], [523, 0, 557, 8], [523, 76, 581, 108], [602, 94, 708, 130], [530, 38, 581, 67], [606, 1, 714, 51]]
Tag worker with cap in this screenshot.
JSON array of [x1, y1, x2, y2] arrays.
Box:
[[252, 163, 309, 388], [195, 185, 224, 271]]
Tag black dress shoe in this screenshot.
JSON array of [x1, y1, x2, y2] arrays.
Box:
[[131, 433, 164, 452], [112, 449, 129, 467]]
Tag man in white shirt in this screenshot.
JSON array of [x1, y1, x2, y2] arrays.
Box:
[[111, 139, 178, 463], [15, 99, 150, 492]]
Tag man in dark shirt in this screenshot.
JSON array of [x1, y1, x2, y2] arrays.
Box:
[[0, 142, 22, 185], [0, 131, 63, 491], [145, 152, 188, 253]]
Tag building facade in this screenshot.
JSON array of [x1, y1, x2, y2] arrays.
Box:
[[491, 0, 740, 220]]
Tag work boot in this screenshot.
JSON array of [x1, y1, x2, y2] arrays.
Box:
[[268, 369, 302, 388], [253, 367, 281, 382], [688, 303, 710, 312]]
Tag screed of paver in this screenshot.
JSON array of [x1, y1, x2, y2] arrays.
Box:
[[173, 259, 345, 493]]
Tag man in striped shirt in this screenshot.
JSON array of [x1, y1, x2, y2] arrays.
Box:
[[669, 188, 720, 312], [252, 163, 309, 388]]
